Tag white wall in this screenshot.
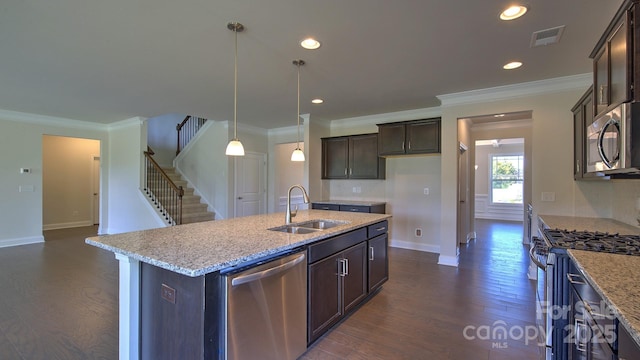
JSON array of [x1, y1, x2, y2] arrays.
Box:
[[326, 108, 444, 253], [147, 113, 184, 167], [104, 118, 166, 234], [42, 135, 100, 230], [176, 121, 230, 219], [0, 111, 108, 246]]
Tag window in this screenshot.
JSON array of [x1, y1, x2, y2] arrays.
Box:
[[490, 154, 523, 204]]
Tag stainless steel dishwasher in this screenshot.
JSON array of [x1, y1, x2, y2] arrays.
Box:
[[222, 251, 307, 360]]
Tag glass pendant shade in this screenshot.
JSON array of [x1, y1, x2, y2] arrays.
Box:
[[225, 139, 245, 156], [291, 148, 305, 161]]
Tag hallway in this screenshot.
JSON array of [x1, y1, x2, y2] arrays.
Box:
[[0, 220, 538, 359]]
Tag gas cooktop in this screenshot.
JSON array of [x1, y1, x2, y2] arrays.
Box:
[[544, 229, 640, 255]]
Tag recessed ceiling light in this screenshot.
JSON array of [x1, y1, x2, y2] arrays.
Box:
[[500, 5, 528, 20], [300, 38, 321, 50], [494, 114, 505, 117], [503, 61, 523, 70], [311, 98, 324, 104]]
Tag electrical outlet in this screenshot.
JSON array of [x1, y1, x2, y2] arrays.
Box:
[[541, 192, 556, 202], [416, 228, 422, 237], [424, 188, 429, 195], [161, 284, 176, 304]]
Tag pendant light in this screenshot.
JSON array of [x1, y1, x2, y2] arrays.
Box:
[[225, 22, 245, 156], [291, 59, 305, 162]]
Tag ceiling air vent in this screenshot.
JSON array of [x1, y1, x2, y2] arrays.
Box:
[[530, 25, 565, 47]]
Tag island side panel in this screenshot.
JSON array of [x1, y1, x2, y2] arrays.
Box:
[[115, 254, 140, 360], [140, 263, 213, 360]]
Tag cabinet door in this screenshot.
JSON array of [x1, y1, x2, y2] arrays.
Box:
[[368, 234, 388, 293], [341, 242, 368, 313], [322, 137, 349, 179], [349, 134, 380, 179], [609, 16, 629, 108], [308, 254, 342, 344], [407, 120, 440, 154], [378, 123, 406, 155]]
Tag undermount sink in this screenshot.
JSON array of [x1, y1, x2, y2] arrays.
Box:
[[271, 226, 320, 234], [269, 219, 348, 234], [296, 220, 345, 230]]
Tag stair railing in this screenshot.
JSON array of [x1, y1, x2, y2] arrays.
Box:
[[176, 116, 207, 155], [143, 147, 184, 225]]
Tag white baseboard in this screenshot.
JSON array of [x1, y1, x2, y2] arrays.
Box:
[[389, 239, 440, 254], [438, 254, 460, 267], [0, 236, 44, 248], [43, 220, 94, 231]]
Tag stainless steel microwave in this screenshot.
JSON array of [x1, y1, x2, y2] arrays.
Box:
[[585, 102, 640, 174]]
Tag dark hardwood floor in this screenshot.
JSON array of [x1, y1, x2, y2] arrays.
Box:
[[0, 226, 118, 360], [0, 219, 539, 359]]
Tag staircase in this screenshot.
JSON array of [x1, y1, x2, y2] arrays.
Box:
[[161, 167, 215, 224]]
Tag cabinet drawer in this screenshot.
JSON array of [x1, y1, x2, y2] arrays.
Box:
[[339, 205, 370, 213], [311, 203, 340, 211], [367, 220, 388, 238], [308, 228, 367, 264]]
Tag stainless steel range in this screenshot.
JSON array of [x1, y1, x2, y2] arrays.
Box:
[[531, 226, 640, 359]]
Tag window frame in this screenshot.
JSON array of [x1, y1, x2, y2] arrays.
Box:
[[488, 153, 524, 205]]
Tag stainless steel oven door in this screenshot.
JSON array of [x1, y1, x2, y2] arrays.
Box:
[[586, 102, 630, 173]]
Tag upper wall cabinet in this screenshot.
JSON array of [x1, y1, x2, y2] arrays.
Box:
[[377, 118, 441, 156], [321, 133, 386, 180], [571, 87, 593, 180], [590, 0, 636, 117]]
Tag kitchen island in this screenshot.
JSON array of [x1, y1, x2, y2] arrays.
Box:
[[86, 210, 391, 360], [569, 250, 640, 354]]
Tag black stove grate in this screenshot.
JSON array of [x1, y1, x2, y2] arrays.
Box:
[[544, 229, 640, 255]]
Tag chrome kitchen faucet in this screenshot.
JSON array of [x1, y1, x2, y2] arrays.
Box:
[[286, 184, 310, 224]]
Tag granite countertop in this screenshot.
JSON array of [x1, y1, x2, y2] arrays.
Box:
[[568, 250, 640, 345], [86, 210, 391, 277], [312, 199, 386, 206], [539, 215, 639, 234]]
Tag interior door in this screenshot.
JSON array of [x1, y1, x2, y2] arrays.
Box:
[[235, 152, 266, 217]]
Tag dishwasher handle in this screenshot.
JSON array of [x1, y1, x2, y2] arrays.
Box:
[[231, 253, 306, 287]]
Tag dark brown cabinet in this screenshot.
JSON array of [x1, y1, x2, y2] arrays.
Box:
[[367, 220, 388, 292], [321, 134, 385, 179], [367, 233, 388, 292], [572, 87, 593, 180], [307, 221, 389, 344], [590, 0, 636, 117], [308, 231, 368, 344], [377, 118, 441, 156], [311, 201, 386, 214]]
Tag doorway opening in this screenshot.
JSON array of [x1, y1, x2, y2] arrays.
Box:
[[42, 135, 101, 233], [458, 110, 532, 246], [273, 143, 305, 213]]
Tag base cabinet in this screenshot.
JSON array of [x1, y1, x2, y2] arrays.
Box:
[[307, 221, 389, 344], [368, 233, 388, 292]]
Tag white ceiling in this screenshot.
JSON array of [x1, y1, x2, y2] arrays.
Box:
[[0, 0, 622, 128]]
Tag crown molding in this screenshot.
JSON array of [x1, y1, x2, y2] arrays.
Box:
[[108, 116, 146, 130], [437, 73, 592, 107], [0, 108, 109, 130], [331, 107, 441, 131]]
